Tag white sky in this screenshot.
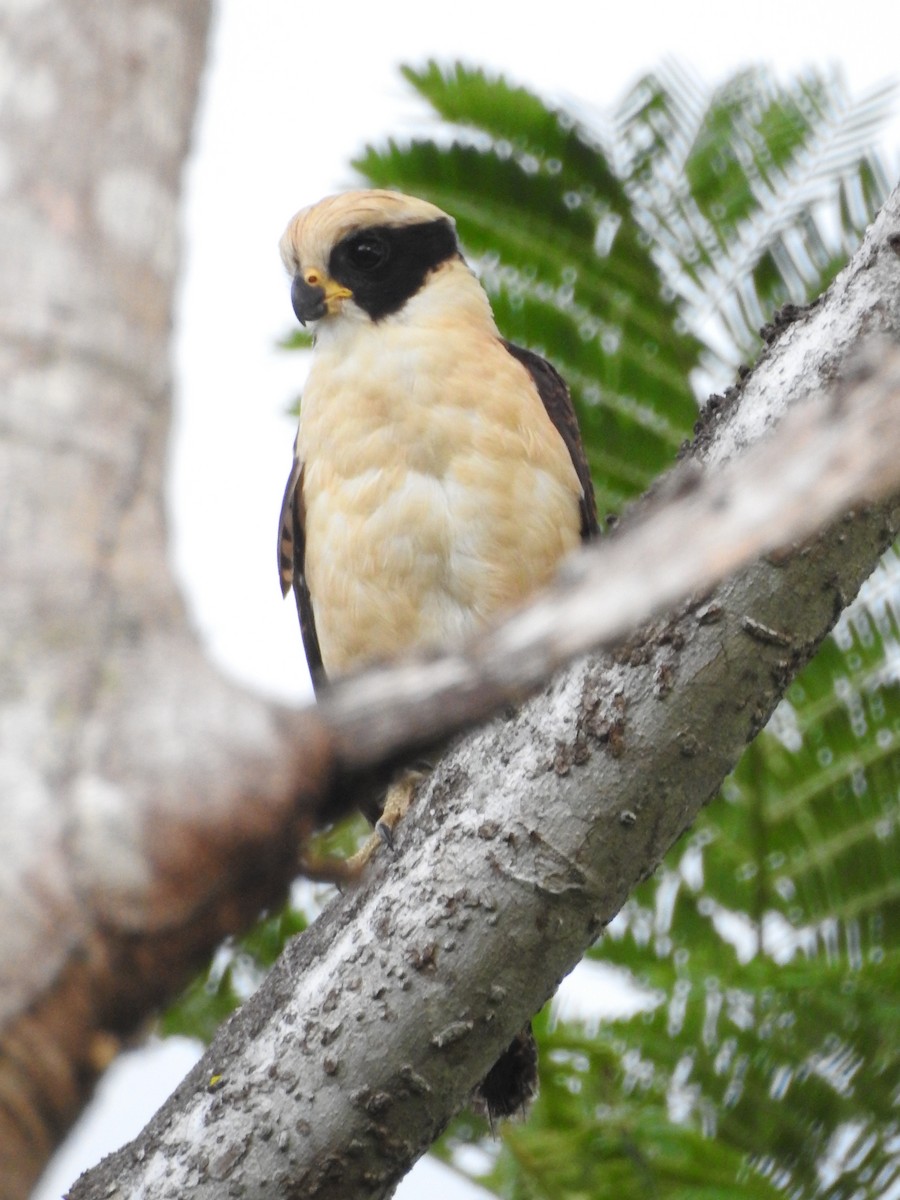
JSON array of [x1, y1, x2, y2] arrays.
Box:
[[33, 1, 900, 1196]]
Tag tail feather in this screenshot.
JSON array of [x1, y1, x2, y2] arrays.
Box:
[[473, 1022, 538, 1122]]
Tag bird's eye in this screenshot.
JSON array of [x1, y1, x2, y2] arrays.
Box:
[[345, 235, 389, 271]]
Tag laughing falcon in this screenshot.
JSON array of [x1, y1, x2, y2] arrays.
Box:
[[277, 189, 597, 1120], [278, 188, 597, 694]]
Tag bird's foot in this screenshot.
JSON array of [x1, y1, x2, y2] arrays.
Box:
[[342, 767, 426, 876], [298, 765, 428, 884]]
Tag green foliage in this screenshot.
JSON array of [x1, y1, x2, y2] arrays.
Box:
[[165, 58, 898, 1198], [279, 327, 314, 352], [614, 62, 895, 368]]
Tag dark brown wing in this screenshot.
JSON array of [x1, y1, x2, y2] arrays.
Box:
[[278, 454, 327, 693], [502, 340, 599, 542]]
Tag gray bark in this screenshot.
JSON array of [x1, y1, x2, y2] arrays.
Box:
[[65, 191, 900, 1198], [0, 4, 327, 1196]]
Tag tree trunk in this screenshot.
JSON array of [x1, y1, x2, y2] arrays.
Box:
[[0, 5, 327, 1196]]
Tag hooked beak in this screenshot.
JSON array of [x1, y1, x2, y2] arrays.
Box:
[[290, 271, 352, 325]]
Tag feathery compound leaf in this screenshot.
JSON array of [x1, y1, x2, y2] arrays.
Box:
[[616, 62, 896, 369], [708, 579, 900, 947], [401, 61, 623, 205]]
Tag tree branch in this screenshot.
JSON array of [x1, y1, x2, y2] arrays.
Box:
[[68, 188, 900, 1198]]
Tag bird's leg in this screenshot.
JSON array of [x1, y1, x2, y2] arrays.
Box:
[[343, 764, 428, 875], [297, 763, 430, 884]]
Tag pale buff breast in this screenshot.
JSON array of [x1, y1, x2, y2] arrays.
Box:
[[298, 282, 582, 677]]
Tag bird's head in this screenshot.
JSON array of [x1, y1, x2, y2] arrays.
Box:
[[279, 190, 464, 327]]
